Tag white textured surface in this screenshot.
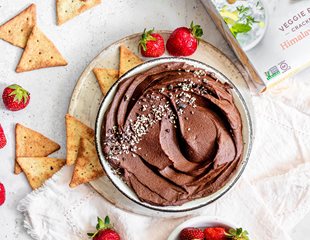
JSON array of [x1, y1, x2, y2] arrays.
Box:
[[0, 0, 309, 239]]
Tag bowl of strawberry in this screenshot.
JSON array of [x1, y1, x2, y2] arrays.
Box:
[[168, 216, 249, 240]]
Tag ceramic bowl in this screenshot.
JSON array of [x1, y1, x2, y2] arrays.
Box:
[[95, 57, 253, 212], [167, 216, 239, 240]]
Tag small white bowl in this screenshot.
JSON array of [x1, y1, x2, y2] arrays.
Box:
[[95, 57, 253, 213], [167, 216, 238, 240]]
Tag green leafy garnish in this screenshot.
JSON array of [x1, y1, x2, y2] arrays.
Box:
[[225, 227, 250, 240], [220, 4, 262, 38]]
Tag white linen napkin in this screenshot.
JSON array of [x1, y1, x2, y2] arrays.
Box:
[[17, 86, 310, 239], [17, 166, 292, 240]]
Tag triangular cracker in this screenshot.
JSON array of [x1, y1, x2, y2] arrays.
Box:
[[16, 26, 68, 73], [56, 0, 101, 25], [17, 157, 65, 189], [69, 138, 104, 188], [119, 45, 143, 77], [66, 114, 94, 165], [93, 68, 118, 95], [15, 123, 61, 174], [0, 4, 36, 48]]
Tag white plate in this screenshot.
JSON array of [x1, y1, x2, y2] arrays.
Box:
[[95, 57, 253, 213], [68, 31, 253, 217], [167, 216, 237, 240]]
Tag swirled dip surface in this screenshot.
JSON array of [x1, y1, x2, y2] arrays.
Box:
[[102, 62, 243, 206]]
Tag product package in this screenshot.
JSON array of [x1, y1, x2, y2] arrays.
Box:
[[201, 0, 310, 92]]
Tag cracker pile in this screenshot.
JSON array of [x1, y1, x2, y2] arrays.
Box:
[[2, 3, 144, 190], [66, 114, 104, 187], [15, 124, 64, 189], [93, 45, 143, 95], [0, 4, 36, 48], [0, 4, 67, 72]]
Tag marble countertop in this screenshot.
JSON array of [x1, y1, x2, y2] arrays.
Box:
[[0, 0, 308, 239]]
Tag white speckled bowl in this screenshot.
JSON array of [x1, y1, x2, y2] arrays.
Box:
[[167, 216, 239, 240], [95, 57, 253, 212]]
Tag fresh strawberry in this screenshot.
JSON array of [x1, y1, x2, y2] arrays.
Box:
[[2, 84, 30, 111], [88, 216, 120, 240], [93, 229, 120, 240], [0, 124, 6, 149], [139, 28, 165, 57], [0, 183, 5, 206], [225, 227, 249, 240], [204, 227, 227, 240], [179, 227, 204, 240], [167, 21, 203, 56]]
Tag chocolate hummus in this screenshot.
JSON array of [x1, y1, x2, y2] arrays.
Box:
[[101, 62, 243, 206]]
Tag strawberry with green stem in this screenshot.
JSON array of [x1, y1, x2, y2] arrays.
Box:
[[166, 21, 203, 56], [88, 216, 120, 240], [139, 28, 165, 57], [2, 84, 30, 111], [203, 226, 249, 240]]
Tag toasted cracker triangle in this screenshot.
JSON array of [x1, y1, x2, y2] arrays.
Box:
[[56, 0, 101, 25], [16, 26, 68, 73], [15, 123, 61, 174], [0, 4, 36, 48], [17, 157, 65, 189], [93, 68, 118, 95], [69, 138, 104, 188], [119, 45, 143, 77], [66, 114, 94, 166]]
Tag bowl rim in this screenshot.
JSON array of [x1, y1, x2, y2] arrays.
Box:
[[95, 57, 253, 213]]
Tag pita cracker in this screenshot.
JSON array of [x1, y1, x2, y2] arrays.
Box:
[[56, 0, 101, 25], [93, 68, 118, 95], [0, 4, 36, 48], [15, 123, 61, 174], [119, 45, 143, 77], [66, 114, 94, 165], [16, 26, 68, 73], [69, 138, 104, 188], [17, 157, 65, 189]]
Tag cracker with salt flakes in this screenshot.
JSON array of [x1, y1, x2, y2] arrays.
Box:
[[69, 138, 104, 188], [56, 0, 101, 25], [93, 68, 119, 95], [66, 114, 94, 166], [0, 4, 36, 48], [17, 157, 65, 189], [119, 45, 143, 77], [16, 26, 67, 73]]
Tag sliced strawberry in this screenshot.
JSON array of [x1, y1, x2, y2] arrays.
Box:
[[204, 227, 227, 240]]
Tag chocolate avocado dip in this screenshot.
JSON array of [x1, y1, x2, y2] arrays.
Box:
[[101, 62, 243, 206]]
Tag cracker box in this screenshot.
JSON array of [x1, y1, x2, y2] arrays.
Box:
[[201, 0, 310, 92]]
